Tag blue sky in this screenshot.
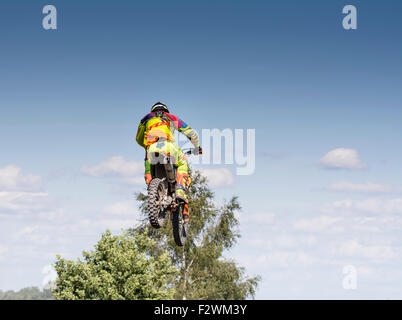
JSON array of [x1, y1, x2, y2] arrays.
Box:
[[1, 0, 402, 298]]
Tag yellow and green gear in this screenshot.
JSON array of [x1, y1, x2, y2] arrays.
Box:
[[136, 109, 199, 203]]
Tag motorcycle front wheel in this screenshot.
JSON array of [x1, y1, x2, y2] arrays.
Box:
[[148, 178, 168, 229]]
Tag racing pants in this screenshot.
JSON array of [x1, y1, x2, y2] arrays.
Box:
[[144, 140, 191, 203]]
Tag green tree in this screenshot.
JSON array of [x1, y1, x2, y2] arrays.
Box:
[[52, 229, 178, 300], [132, 169, 261, 300], [0, 287, 54, 300]]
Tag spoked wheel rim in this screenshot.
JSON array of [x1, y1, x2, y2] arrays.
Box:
[[155, 183, 167, 220], [148, 178, 168, 228]]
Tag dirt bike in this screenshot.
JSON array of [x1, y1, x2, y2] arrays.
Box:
[[147, 148, 198, 246]]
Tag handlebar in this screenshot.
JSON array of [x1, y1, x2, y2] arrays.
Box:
[[183, 148, 201, 155]]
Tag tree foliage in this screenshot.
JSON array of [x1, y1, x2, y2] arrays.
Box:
[[52, 169, 260, 300], [52, 229, 178, 300], [0, 287, 54, 300], [131, 169, 261, 300]]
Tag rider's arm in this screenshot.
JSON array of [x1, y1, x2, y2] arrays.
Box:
[[136, 122, 146, 148], [165, 113, 200, 148], [136, 114, 153, 148]]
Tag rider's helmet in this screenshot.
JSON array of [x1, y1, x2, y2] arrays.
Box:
[[151, 102, 169, 113]]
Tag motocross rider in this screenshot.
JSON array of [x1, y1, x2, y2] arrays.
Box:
[[136, 102, 202, 222]]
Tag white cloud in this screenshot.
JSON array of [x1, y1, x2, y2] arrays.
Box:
[[238, 212, 276, 225], [82, 156, 144, 184], [94, 201, 143, 231], [0, 191, 51, 215], [42, 264, 58, 289], [293, 215, 344, 233], [323, 198, 402, 215], [319, 148, 366, 169], [198, 168, 235, 187], [338, 240, 396, 259], [98, 218, 141, 231], [82, 157, 236, 188], [275, 235, 297, 248], [102, 201, 140, 216], [12, 226, 39, 239], [11, 225, 51, 245], [247, 234, 298, 250], [0, 166, 56, 217], [256, 251, 315, 268], [357, 266, 376, 278], [0, 245, 7, 261], [327, 181, 399, 194], [118, 176, 146, 185], [0, 165, 42, 192], [29, 234, 51, 245]]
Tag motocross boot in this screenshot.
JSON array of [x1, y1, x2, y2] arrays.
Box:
[[144, 173, 152, 185], [175, 185, 188, 203], [176, 172, 191, 202], [183, 203, 190, 223]]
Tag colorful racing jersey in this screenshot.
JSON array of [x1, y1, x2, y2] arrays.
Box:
[[136, 112, 200, 149]]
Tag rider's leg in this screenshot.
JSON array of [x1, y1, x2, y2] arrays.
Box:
[[175, 148, 191, 203], [144, 151, 152, 185], [175, 149, 191, 224], [147, 141, 191, 216], [176, 162, 191, 223], [173, 160, 191, 223], [165, 143, 191, 221]]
